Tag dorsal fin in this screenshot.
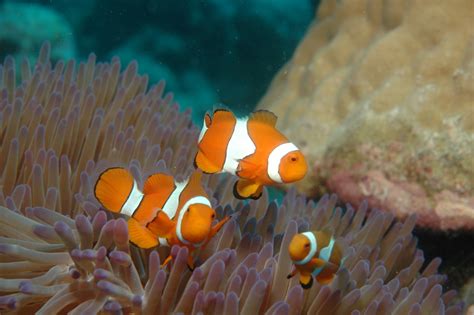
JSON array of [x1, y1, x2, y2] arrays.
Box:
[[143, 173, 174, 195], [179, 170, 208, 208], [319, 225, 334, 238], [187, 169, 203, 190], [212, 107, 235, 123], [249, 110, 277, 127], [212, 103, 232, 113], [204, 113, 212, 128]]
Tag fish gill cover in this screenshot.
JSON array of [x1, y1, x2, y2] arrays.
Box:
[[0, 43, 465, 314]]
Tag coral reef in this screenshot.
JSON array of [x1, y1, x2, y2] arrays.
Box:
[[0, 43, 464, 314], [257, 0, 474, 231]]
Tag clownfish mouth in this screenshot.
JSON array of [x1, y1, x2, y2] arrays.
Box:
[[181, 224, 212, 246], [192, 239, 206, 247]]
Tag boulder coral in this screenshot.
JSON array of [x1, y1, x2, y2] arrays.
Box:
[[0, 43, 465, 313], [257, 0, 474, 231]]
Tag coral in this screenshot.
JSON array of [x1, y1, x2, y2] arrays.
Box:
[[257, 0, 474, 231], [0, 43, 464, 313]]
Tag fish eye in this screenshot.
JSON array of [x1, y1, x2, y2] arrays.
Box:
[[186, 208, 190, 213], [211, 213, 215, 219], [304, 243, 310, 248], [288, 153, 298, 162]]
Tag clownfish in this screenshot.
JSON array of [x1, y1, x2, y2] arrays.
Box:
[[287, 230, 343, 289], [195, 109, 308, 199], [94, 168, 230, 269]]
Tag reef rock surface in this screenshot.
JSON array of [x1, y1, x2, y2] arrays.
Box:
[[257, 0, 474, 231]]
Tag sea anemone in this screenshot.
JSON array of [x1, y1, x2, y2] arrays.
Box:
[[0, 43, 464, 314]]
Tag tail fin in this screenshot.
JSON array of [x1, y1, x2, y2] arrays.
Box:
[[94, 168, 137, 213]]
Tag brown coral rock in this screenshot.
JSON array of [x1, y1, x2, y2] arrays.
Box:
[[257, 0, 474, 230]]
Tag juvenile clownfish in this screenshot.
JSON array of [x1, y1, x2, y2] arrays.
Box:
[[195, 109, 308, 199], [94, 168, 230, 269], [287, 230, 343, 289]]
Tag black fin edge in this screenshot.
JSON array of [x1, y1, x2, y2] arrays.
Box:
[[193, 152, 215, 175], [249, 192, 262, 200], [93, 167, 126, 209], [232, 181, 247, 200], [193, 153, 199, 169], [213, 108, 231, 114], [233, 180, 262, 200], [300, 277, 313, 290]]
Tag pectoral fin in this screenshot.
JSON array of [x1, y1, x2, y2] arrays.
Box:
[[187, 254, 195, 271], [286, 267, 297, 279], [310, 257, 326, 268], [161, 255, 173, 268], [233, 179, 263, 200], [128, 218, 158, 249], [209, 216, 231, 238], [236, 157, 261, 180], [146, 210, 175, 238]]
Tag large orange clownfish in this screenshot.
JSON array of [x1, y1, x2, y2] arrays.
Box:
[[195, 109, 308, 199], [94, 168, 230, 269], [287, 230, 344, 289]]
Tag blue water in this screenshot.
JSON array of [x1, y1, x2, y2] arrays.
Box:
[[0, 0, 317, 122]]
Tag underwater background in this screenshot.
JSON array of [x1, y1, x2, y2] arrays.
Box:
[[0, 0, 317, 122], [0, 0, 473, 313]]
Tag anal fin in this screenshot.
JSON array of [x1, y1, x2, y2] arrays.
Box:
[[299, 274, 314, 290], [128, 218, 158, 249], [251, 185, 263, 200], [194, 150, 220, 174], [233, 179, 262, 200], [187, 254, 195, 271]]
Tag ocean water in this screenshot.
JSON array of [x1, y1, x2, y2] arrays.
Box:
[[0, 0, 317, 122]]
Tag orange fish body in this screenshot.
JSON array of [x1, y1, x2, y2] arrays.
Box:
[[195, 109, 308, 199], [94, 168, 230, 268], [287, 230, 343, 289]]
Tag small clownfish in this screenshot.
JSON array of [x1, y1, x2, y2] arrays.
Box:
[[195, 109, 308, 199], [287, 230, 343, 289], [94, 168, 230, 269]]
